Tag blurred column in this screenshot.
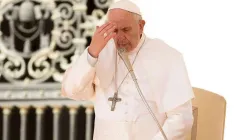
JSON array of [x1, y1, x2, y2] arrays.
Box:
[[85, 107, 94, 140], [2, 107, 11, 140], [36, 107, 44, 140], [20, 107, 28, 140], [53, 107, 61, 140], [69, 107, 77, 140]]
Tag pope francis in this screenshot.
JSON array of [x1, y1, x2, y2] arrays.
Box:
[[61, 0, 195, 140]]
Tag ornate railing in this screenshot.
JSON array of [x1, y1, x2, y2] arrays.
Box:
[[0, 0, 112, 84], [0, 0, 113, 139]]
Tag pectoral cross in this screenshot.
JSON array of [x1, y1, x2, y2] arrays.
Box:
[[108, 92, 122, 111]]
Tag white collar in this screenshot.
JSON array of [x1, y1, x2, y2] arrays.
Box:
[[128, 33, 146, 55]]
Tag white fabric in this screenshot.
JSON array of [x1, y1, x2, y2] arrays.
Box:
[[61, 47, 95, 100], [140, 39, 195, 112], [152, 101, 194, 140], [108, 0, 141, 15], [93, 101, 193, 140], [61, 33, 195, 140], [87, 49, 98, 67], [95, 38, 117, 88]]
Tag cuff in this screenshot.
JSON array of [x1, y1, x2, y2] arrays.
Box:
[[87, 48, 98, 67]]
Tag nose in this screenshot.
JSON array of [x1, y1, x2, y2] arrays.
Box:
[[115, 35, 127, 45]]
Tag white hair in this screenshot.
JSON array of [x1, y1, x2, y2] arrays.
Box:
[[132, 13, 142, 21]]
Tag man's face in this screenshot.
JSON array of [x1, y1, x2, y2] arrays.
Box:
[[107, 9, 145, 52]]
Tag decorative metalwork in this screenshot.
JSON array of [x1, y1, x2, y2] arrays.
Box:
[[0, 1, 110, 139], [0, 0, 112, 86]]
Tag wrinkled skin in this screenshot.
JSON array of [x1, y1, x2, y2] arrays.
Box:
[[88, 9, 145, 57]]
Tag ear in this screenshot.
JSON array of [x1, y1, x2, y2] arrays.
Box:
[[139, 20, 145, 34]]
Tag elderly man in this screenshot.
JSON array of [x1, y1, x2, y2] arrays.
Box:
[[61, 0, 194, 140]]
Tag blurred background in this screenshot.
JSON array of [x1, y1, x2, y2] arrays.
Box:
[[0, 0, 106, 139], [0, 0, 249, 140]]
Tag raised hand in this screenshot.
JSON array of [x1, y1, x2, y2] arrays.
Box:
[[88, 22, 117, 58]]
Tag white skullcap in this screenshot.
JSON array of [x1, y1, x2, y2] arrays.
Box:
[[108, 0, 141, 15]]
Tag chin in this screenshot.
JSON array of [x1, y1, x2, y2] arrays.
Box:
[[116, 45, 133, 52]]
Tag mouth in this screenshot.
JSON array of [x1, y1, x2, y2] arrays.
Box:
[[116, 41, 130, 48], [117, 44, 128, 47]]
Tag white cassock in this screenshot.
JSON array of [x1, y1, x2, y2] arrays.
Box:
[[61, 32, 195, 140]]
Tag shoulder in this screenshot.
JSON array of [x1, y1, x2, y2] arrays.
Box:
[[143, 37, 183, 62]]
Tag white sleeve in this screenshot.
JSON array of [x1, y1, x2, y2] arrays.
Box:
[[87, 50, 98, 67], [61, 48, 98, 100], [152, 101, 194, 140]]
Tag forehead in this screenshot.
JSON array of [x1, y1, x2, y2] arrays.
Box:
[[107, 9, 135, 26]]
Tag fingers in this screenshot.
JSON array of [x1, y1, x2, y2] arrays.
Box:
[[100, 23, 115, 34], [97, 22, 110, 33], [104, 32, 116, 42], [106, 24, 116, 34], [103, 26, 116, 39], [95, 22, 117, 42]]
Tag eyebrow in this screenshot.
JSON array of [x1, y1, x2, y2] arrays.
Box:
[[119, 27, 131, 30], [114, 26, 131, 32]]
